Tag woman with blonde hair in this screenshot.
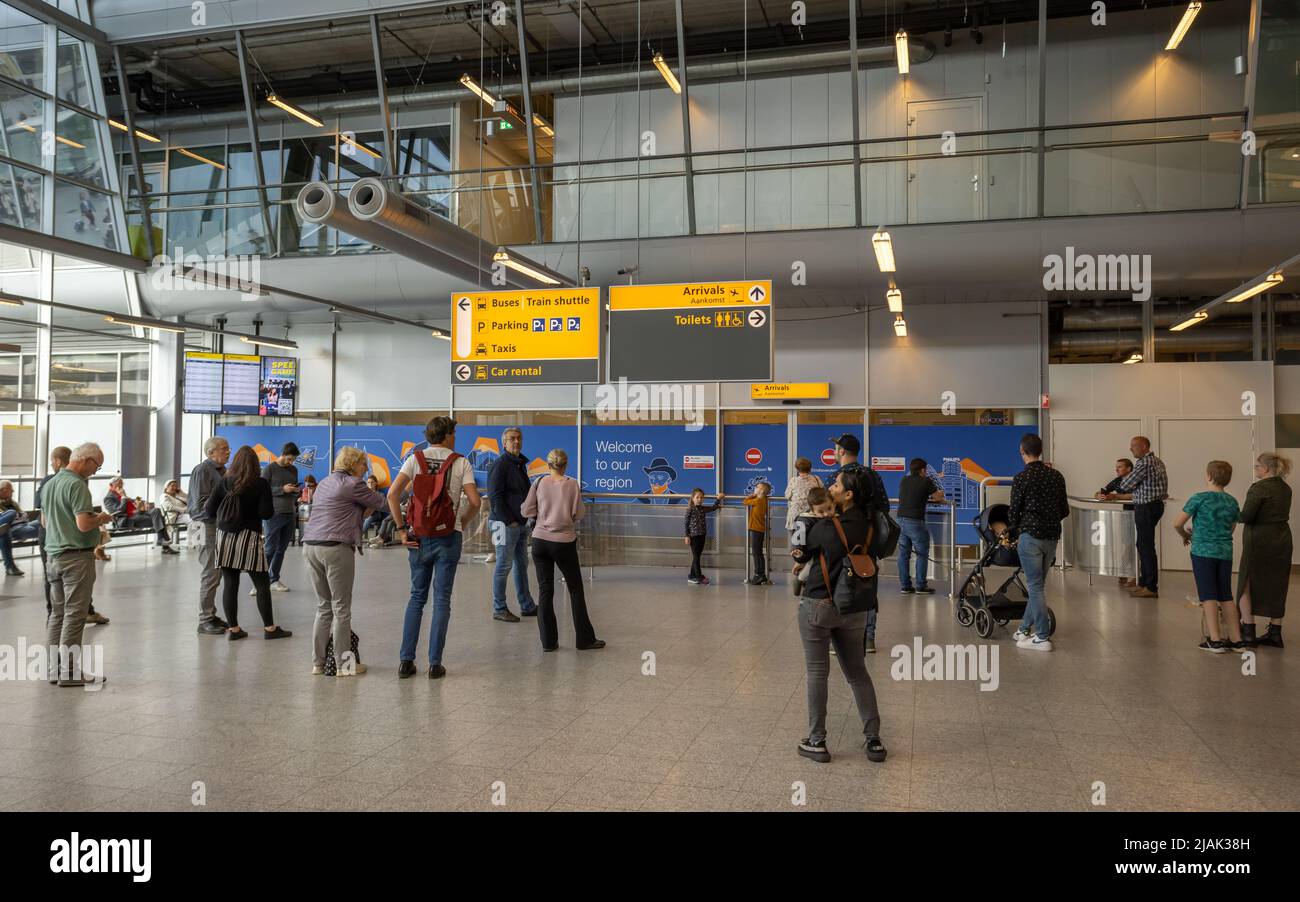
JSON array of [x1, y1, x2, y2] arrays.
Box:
[[301, 446, 387, 675], [521, 449, 603, 652], [1238, 452, 1293, 648]]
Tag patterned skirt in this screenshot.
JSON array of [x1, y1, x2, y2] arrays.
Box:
[[216, 528, 267, 572]]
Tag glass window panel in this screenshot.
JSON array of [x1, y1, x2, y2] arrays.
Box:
[[0, 81, 44, 168], [0, 161, 40, 229], [55, 106, 107, 187], [0, 3, 46, 92], [20, 352, 33, 396], [53, 179, 117, 249], [396, 125, 452, 218], [51, 353, 117, 404], [336, 130, 385, 181], [281, 137, 337, 253], [167, 144, 225, 208], [120, 351, 148, 406], [168, 205, 224, 258], [0, 354, 18, 399], [56, 33, 92, 110]]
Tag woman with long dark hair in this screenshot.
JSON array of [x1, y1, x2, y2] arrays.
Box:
[[790, 467, 886, 765], [204, 446, 291, 640]]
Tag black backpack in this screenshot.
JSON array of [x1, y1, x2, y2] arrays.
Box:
[[869, 506, 901, 558], [818, 516, 879, 615], [215, 485, 242, 532]]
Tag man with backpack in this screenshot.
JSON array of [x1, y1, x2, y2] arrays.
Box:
[[388, 416, 480, 679]]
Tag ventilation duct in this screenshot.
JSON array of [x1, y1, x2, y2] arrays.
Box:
[[1051, 327, 1300, 355]]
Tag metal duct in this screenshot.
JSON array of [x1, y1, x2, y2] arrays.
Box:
[[1051, 327, 1300, 354], [134, 42, 932, 131], [1061, 299, 1300, 330], [347, 177, 543, 289], [295, 181, 488, 285]]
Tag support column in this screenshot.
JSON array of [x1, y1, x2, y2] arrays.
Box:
[[34, 252, 53, 481], [514, 0, 546, 244], [150, 320, 185, 497], [371, 14, 398, 177], [235, 30, 277, 257], [328, 315, 339, 462], [848, 0, 863, 228], [673, 0, 696, 236], [1035, 0, 1047, 218]]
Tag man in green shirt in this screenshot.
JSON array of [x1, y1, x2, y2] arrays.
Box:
[[43, 442, 113, 686]]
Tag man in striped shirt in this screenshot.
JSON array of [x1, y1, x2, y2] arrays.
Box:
[[1104, 436, 1168, 598]]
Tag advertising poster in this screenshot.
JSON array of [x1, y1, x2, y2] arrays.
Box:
[[795, 423, 863, 484], [722, 422, 787, 497], [259, 357, 298, 416], [581, 424, 717, 502], [867, 424, 1033, 544]]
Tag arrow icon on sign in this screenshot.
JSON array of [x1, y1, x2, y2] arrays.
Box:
[[748, 309, 767, 328], [455, 363, 472, 381], [748, 285, 766, 303], [457, 297, 471, 312]]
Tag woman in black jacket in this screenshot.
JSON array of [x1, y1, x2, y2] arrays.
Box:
[[204, 446, 291, 641], [790, 468, 886, 764]]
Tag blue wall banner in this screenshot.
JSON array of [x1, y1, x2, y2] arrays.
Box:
[[867, 424, 1034, 544], [796, 423, 863, 484], [722, 423, 787, 497], [581, 424, 717, 502]]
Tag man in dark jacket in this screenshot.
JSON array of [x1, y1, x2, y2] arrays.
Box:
[[189, 436, 231, 635], [485, 427, 537, 622], [1007, 433, 1070, 652]]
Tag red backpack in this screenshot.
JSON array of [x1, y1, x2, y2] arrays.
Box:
[[405, 449, 463, 538]]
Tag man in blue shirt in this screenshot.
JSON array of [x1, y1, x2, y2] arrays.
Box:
[[485, 427, 537, 622]]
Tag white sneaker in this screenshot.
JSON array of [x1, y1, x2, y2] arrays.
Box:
[[1011, 627, 1032, 643], [311, 665, 324, 675], [337, 662, 368, 676], [271, 581, 290, 592], [1018, 635, 1053, 652], [248, 587, 257, 596]]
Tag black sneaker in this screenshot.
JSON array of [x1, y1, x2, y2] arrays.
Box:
[[864, 737, 888, 763], [899, 586, 916, 595], [1198, 639, 1230, 655], [197, 622, 225, 636], [428, 664, 447, 679], [493, 610, 520, 623], [263, 626, 292, 640], [520, 607, 539, 617], [577, 639, 606, 651], [398, 660, 417, 678], [915, 586, 935, 595], [797, 737, 831, 763], [211, 616, 229, 630]]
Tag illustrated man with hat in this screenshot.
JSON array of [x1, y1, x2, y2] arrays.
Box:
[[636, 457, 682, 504]]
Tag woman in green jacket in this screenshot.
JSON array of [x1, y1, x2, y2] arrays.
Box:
[[1237, 452, 1292, 649]]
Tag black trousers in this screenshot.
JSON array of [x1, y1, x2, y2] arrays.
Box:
[[749, 529, 767, 580], [1134, 500, 1164, 591], [221, 568, 274, 628], [531, 537, 596, 649], [688, 534, 706, 579]]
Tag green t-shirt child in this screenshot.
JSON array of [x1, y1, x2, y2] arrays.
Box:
[[1181, 491, 1240, 561]]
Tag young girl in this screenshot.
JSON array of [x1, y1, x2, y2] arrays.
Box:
[[684, 488, 723, 585], [1172, 460, 1242, 653]]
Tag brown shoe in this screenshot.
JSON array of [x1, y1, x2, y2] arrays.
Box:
[[1118, 577, 1136, 587], [1130, 587, 1159, 598]]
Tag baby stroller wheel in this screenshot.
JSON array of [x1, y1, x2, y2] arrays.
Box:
[[974, 607, 994, 639], [956, 602, 975, 627], [1046, 606, 1056, 637]]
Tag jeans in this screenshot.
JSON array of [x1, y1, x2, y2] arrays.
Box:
[[896, 516, 930, 590], [305, 543, 356, 668], [490, 519, 535, 615], [262, 511, 295, 583], [1017, 533, 1055, 638], [0, 512, 39, 569], [1133, 500, 1164, 591], [399, 532, 463, 666], [531, 537, 596, 649], [798, 596, 881, 744], [363, 511, 389, 536]]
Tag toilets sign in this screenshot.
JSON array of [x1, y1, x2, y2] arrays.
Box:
[[451, 288, 601, 384]]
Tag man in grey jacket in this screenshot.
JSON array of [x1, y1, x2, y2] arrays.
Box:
[[189, 436, 231, 635]]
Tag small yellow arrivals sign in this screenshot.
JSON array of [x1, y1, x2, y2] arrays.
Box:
[[750, 383, 830, 400]]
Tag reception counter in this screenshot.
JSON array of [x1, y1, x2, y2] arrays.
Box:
[[1067, 496, 1137, 578]]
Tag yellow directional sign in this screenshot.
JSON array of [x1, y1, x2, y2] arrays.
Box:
[[609, 280, 771, 311], [751, 383, 830, 400], [450, 288, 601, 385]]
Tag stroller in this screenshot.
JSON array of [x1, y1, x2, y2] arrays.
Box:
[[955, 503, 1056, 640]]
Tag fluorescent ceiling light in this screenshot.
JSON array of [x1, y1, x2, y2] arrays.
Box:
[[1223, 271, 1284, 303], [893, 314, 907, 337], [886, 288, 903, 313], [494, 249, 562, 286], [175, 147, 226, 170], [54, 135, 84, 149], [895, 30, 910, 75], [459, 74, 497, 107], [1165, 2, 1202, 51], [872, 229, 896, 273], [1169, 310, 1208, 332], [108, 118, 161, 143], [239, 335, 297, 351], [267, 94, 324, 128], [1123, 352, 1143, 364], [105, 314, 186, 334], [431, 329, 451, 341], [338, 132, 382, 159], [0, 293, 23, 307], [532, 114, 555, 138], [652, 52, 682, 94]]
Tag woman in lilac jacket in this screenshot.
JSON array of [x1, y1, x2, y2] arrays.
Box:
[[302, 446, 387, 676]]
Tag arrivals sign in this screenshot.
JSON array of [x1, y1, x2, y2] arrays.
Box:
[[750, 382, 829, 400], [451, 288, 601, 385], [607, 280, 773, 382]]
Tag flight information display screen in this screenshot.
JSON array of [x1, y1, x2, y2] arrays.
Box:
[[182, 351, 224, 414], [221, 354, 261, 415]]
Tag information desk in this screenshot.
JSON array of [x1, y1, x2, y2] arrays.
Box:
[[1067, 496, 1137, 578]]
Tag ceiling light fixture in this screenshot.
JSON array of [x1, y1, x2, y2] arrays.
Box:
[[459, 74, 497, 106], [54, 135, 84, 149], [652, 52, 682, 94], [886, 288, 903, 313], [175, 147, 226, 170], [105, 314, 186, 334], [338, 132, 382, 159], [1123, 352, 1143, 364], [871, 228, 897, 273], [893, 315, 907, 338], [895, 30, 910, 75], [266, 94, 324, 128], [431, 329, 451, 341], [238, 335, 297, 351], [1169, 310, 1208, 332], [493, 249, 563, 286], [1223, 271, 1284, 303], [532, 114, 555, 138], [0, 293, 24, 307], [1166, 2, 1202, 51], [108, 119, 161, 143]]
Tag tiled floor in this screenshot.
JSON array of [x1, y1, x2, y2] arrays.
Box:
[[1, 544, 1297, 813]]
